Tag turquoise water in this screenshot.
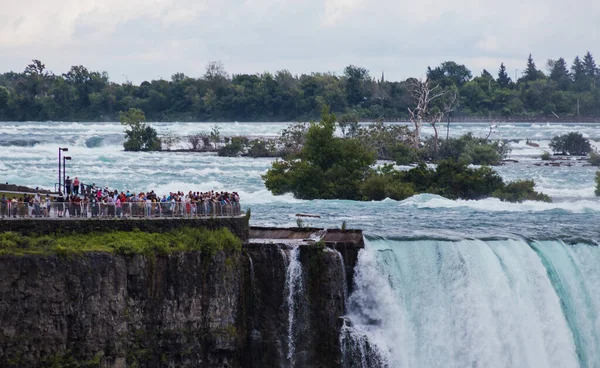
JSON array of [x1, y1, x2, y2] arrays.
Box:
[[1, 121, 599, 367], [343, 237, 600, 368]]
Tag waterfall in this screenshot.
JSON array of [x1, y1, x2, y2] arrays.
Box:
[[247, 253, 255, 289], [342, 237, 589, 368], [284, 245, 304, 367], [332, 248, 348, 307], [340, 318, 387, 368], [529, 240, 600, 367]]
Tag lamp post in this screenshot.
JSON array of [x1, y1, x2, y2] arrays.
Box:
[[58, 147, 68, 192], [63, 156, 71, 192]]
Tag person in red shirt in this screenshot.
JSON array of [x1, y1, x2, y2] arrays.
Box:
[[73, 177, 80, 195]]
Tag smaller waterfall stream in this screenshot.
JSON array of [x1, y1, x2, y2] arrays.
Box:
[[332, 248, 348, 307], [248, 254, 255, 287], [284, 245, 304, 367]]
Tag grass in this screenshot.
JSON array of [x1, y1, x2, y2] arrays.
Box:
[[540, 151, 552, 161], [0, 227, 242, 257], [0, 192, 27, 201]]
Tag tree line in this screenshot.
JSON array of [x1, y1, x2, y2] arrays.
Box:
[[0, 53, 599, 122]]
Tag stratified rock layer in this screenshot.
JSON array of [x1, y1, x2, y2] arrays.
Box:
[[0, 228, 363, 368]]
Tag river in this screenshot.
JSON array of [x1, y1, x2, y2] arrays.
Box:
[[1, 120, 599, 367]]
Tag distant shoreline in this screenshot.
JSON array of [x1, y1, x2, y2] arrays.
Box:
[[1, 116, 600, 124]]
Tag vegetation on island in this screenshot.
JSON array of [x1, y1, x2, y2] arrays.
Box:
[[596, 172, 600, 196], [1, 53, 599, 122], [262, 107, 550, 203], [0, 227, 241, 256], [549, 132, 592, 155], [120, 108, 161, 151], [218, 117, 508, 166]]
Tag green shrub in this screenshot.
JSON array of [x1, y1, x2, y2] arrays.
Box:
[[492, 180, 551, 203], [263, 106, 376, 200], [0, 228, 241, 256], [359, 174, 414, 201], [467, 144, 503, 165], [392, 143, 421, 165], [120, 108, 161, 152], [247, 139, 276, 158], [541, 151, 551, 160], [549, 132, 592, 155], [427, 160, 504, 200], [432, 134, 508, 165], [596, 172, 600, 196], [218, 137, 248, 157]]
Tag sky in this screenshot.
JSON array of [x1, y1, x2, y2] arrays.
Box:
[[1, 0, 598, 84]]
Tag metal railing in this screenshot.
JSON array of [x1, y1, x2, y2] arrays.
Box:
[[0, 201, 242, 219]]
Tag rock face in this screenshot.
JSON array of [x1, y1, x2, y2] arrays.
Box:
[[0, 229, 363, 367]]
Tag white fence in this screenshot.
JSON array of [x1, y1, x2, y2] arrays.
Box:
[[0, 201, 242, 219]]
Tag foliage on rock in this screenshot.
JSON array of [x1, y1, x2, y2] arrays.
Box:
[[492, 180, 551, 203], [549, 132, 592, 155], [120, 108, 161, 151], [263, 106, 376, 200]]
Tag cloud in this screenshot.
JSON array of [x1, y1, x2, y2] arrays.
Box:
[[0, 0, 598, 83]]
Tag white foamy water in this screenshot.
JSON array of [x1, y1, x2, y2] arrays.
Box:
[[2, 120, 599, 368], [343, 238, 584, 368], [0, 121, 598, 239]]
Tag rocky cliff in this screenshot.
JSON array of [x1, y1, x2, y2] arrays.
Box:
[[0, 228, 363, 367]]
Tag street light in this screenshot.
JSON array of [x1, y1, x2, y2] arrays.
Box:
[[63, 156, 71, 192], [58, 147, 68, 192]]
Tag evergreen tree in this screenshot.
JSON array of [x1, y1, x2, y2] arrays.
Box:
[[571, 56, 587, 91], [522, 54, 544, 83], [571, 56, 585, 82], [497, 63, 511, 88], [481, 69, 494, 80], [549, 58, 571, 90], [583, 51, 597, 77]]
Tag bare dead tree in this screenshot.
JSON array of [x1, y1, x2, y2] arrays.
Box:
[[429, 89, 459, 156], [485, 122, 496, 140], [188, 134, 202, 150], [407, 78, 445, 148]]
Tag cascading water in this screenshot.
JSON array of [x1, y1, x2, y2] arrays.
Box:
[[283, 245, 304, 367], [332, 248, 348, 307], [529, 240, 600, 367], [341, 237, 600, 368]]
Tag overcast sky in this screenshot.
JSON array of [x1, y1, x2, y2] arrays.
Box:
[[1, 0, 598, 84]]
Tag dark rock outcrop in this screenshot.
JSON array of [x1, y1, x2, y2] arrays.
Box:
[[0, 228, 364, 367]]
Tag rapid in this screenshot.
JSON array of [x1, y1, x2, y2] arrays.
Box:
[[1, 120, 599, 367]]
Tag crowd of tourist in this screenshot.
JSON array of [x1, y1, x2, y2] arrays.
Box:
[[0, 178, 241, 219]]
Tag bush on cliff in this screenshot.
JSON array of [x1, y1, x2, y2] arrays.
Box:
[[0, 227, 241, 256], [596, 171, 600, 196]]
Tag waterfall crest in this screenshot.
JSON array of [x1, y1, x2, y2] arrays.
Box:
[[342, 237, 593, 368]]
